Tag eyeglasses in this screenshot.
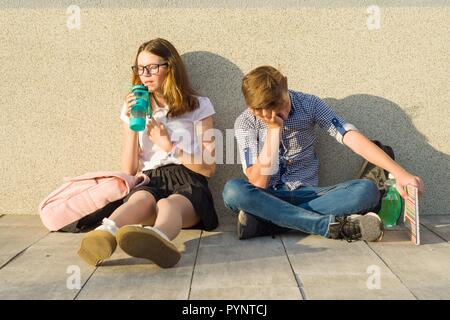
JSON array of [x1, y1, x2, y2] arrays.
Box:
[[131, 62, 169, 76]]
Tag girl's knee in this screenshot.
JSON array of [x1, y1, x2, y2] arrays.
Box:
[[156, 197, 171, 209], [157, 197, 193, 220], [128, 191, 156, 206], [156, 198, 184, 220]]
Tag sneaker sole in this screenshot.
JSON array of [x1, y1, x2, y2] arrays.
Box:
[[116, 226, 181, 268], [357, 212, 384, 242], [77, 230, 117, 266]]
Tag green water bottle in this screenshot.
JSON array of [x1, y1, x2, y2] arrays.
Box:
[[378, 173, 403, 227], [129, 85, 150, 132]]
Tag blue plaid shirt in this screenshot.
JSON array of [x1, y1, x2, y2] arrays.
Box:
[[234, 89, 358, 190]]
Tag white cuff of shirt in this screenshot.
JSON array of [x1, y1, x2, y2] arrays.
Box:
[[336, 123, 358, 144]]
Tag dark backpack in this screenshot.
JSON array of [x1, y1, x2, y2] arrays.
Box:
[[58, 199, 123, 233], [355, 140, 395, 212]]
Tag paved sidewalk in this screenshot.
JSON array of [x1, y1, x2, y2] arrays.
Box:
[[0, 214, 449, 300]]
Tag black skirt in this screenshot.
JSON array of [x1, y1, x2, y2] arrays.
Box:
[[123, 164, 218, 231]]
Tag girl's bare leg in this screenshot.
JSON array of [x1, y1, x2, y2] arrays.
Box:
[[153, 194, 200, 240], [108, 191, 157, 227]]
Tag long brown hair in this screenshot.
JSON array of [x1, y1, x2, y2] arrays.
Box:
[[131, 38, 199, 117]]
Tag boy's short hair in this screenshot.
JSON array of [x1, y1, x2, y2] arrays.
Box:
[[241, 66, 287, 110]]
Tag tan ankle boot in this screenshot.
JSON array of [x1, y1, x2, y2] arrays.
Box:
[[116, 226, 180, 268], [78, 229, 117, 266]]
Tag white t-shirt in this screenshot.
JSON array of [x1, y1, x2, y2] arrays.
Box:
[[120, 96, 215, 172]]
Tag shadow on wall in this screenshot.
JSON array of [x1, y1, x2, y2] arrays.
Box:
[[319, 95, 450, 215], [182, 51, 449, 219], [182, 51, 245, 219]]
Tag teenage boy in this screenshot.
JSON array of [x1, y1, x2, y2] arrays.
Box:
[[223, 66, 423, 241]]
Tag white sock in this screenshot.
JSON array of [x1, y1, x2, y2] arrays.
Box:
[[95, 218, 119, 236], [144, 226, 170, 242]]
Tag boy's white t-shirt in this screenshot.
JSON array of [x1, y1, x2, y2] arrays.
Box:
[[120, 96, 215, 172]]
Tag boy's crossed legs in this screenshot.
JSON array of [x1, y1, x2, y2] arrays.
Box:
[[223, 178, 383, 241]]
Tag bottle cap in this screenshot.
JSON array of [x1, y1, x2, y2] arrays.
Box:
[[131, 84, 147, 92]]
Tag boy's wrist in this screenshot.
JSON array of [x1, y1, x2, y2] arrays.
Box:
[[393, 168, 410, 178], [388, 159, 406, 173], [268, 127, 282, 144], [268, 126, 282, 134]]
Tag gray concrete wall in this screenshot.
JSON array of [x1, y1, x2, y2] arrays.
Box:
[[1, 1, 449, 218]]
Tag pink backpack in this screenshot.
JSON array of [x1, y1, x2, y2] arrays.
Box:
[[38, 171, 150, 231]]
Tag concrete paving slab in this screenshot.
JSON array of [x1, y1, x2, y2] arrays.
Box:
[[0, 214, 46, 227], [76, 230, 201, 300], [368, 228, 450, 299], [0, 226, 49, 268], [190, 286, 302, 300], [379, 227, 442, 244], [215, 214, 236, 233], [420, 215, 450, 242], [0, 232, 95, 299], [1, 215, 449, 300], [0, 215, 49, 268], [190, 231, 301, 300], [282, 232, 416, 300]]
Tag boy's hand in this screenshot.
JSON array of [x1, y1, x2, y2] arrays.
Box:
[[394, 171, 424, 199], [251, 108, 284, 129]]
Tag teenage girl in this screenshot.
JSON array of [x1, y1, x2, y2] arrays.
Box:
[[78, 38, 218, 268]]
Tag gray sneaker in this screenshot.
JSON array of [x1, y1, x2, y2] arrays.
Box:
[[329, 212, 384, 242]]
